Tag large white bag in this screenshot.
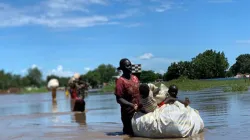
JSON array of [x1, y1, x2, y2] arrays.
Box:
[[131, 101, 204, 138], [47, 78, 59, 89]]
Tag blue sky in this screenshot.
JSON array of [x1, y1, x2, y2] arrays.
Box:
[[0, 0, 249, 78]]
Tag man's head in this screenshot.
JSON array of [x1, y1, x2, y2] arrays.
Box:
[[117, 58, 132, 74], [168, 85, 178, 98], [139, 84, 150, 98]]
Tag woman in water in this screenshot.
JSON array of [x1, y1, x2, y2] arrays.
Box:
[[114, 58, 141, 136]]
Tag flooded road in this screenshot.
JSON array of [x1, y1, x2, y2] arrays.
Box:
[[0, 89, 250, 140]]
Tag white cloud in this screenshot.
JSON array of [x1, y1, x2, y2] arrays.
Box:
[[47, 65, 75, 77], [139, 53, 154, 60], [236, 40, 250, 44], [112, 8, 140, 19], [155, 4, 172, 12], [31, 64, 38, 69], [131, 55, 179, 72], [84, 67, 91, 71], [0, 0, 116, 28], [149, 0, 173, 12]]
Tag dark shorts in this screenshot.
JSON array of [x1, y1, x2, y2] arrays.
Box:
[[73, 99, 85, 112]]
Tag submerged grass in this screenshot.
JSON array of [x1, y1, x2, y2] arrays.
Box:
[[102, 77, 250, 93]]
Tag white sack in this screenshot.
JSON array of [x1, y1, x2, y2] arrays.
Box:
[[132, 101, 204, 138], [47, 79, 59, 89]]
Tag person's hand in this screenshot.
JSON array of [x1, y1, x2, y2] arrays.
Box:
[[184, 97, 190, 107], [133, 104, 138, 111]]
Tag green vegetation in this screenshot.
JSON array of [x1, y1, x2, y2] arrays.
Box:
[[102, 76, 250, 93], [1, 50, 250, 94], [101, 81, 116, 93], [159, 76, 249, 92], [163, 50, 230, 81]]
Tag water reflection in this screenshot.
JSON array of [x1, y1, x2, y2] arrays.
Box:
[[73, 112, 86, 126], [122, 132, 205, 140], [0, 90, 250, 140], [52, 100, 58, 113]]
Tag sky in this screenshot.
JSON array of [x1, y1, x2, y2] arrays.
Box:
[[0, 0, 250, 78]]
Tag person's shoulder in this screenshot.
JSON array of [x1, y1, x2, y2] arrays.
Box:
[[116, 77, 124, 84], [131, 75, 139, 82]]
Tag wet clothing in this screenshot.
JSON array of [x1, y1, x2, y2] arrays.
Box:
[[70, 88, 78, 99], [115, 74, 141, 135]]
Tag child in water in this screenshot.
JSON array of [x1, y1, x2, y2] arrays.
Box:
[[139, 84, 190, 113]]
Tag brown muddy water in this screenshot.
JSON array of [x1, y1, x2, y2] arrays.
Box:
[[0, 88, 250, 140]]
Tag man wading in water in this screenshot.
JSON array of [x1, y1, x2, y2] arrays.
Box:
[[114, 58, 142, 136]]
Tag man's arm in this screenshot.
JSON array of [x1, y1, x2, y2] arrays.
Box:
[[116, 95, 134, 107]]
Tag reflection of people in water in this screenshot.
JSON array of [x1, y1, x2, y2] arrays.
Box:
[[74, 112, 86, 126], [52, 100, 58, 113]]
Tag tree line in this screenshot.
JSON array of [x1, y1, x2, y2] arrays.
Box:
[[163, 49, 250, 81], [1, 49, 250, 90]]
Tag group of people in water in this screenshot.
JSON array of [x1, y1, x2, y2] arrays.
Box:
[[64, 58, 191, 136], [114, 58, 190, 136]]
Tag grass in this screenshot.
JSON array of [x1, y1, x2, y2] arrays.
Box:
[[20, 86, 48, 94], [101, 81, 116, 93], [158, 77, 250, 92], [101, 77, 250, 93]]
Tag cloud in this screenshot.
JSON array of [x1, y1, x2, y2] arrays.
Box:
[[31, 64, 37, 69], [131, 55, 179, 72], [47, 65, 75, 77], [0, 0, 116, 28], [139, 53, 154, 60], [150, 0, 173, 12], [155, 4, 172, 12], [236, 40, 250, 44], [84, 67, 91, 71], [0, 0, 184, 28], [112, 8, 140, 19]]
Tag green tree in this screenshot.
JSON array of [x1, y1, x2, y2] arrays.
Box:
[[84, 70, 101, 88], [26, 67, 43, 87], [96, 64, 118, 84], [230, 54, 250, 75], [140, 70, 158, 83], [192, 49, 229, 79], [164, 61, 194, 81]]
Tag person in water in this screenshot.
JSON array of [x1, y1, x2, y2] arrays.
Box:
[[114, 58, 141, 136], [139, 84, 190, 113], [68, 76, 86, 112]]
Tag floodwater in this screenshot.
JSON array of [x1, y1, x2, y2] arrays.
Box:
[[0, 88, 250, 140]]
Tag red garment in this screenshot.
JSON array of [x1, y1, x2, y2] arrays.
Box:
[[158, 101, 165, 107], [115, 74, 141, 135], [70, 88, 78, 99], [115, 74, 141, 115]]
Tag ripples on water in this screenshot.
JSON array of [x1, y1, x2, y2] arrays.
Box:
[[0, 88, 249, 140]]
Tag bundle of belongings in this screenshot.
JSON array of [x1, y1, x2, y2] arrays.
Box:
[[132, 83, 204, 138]]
